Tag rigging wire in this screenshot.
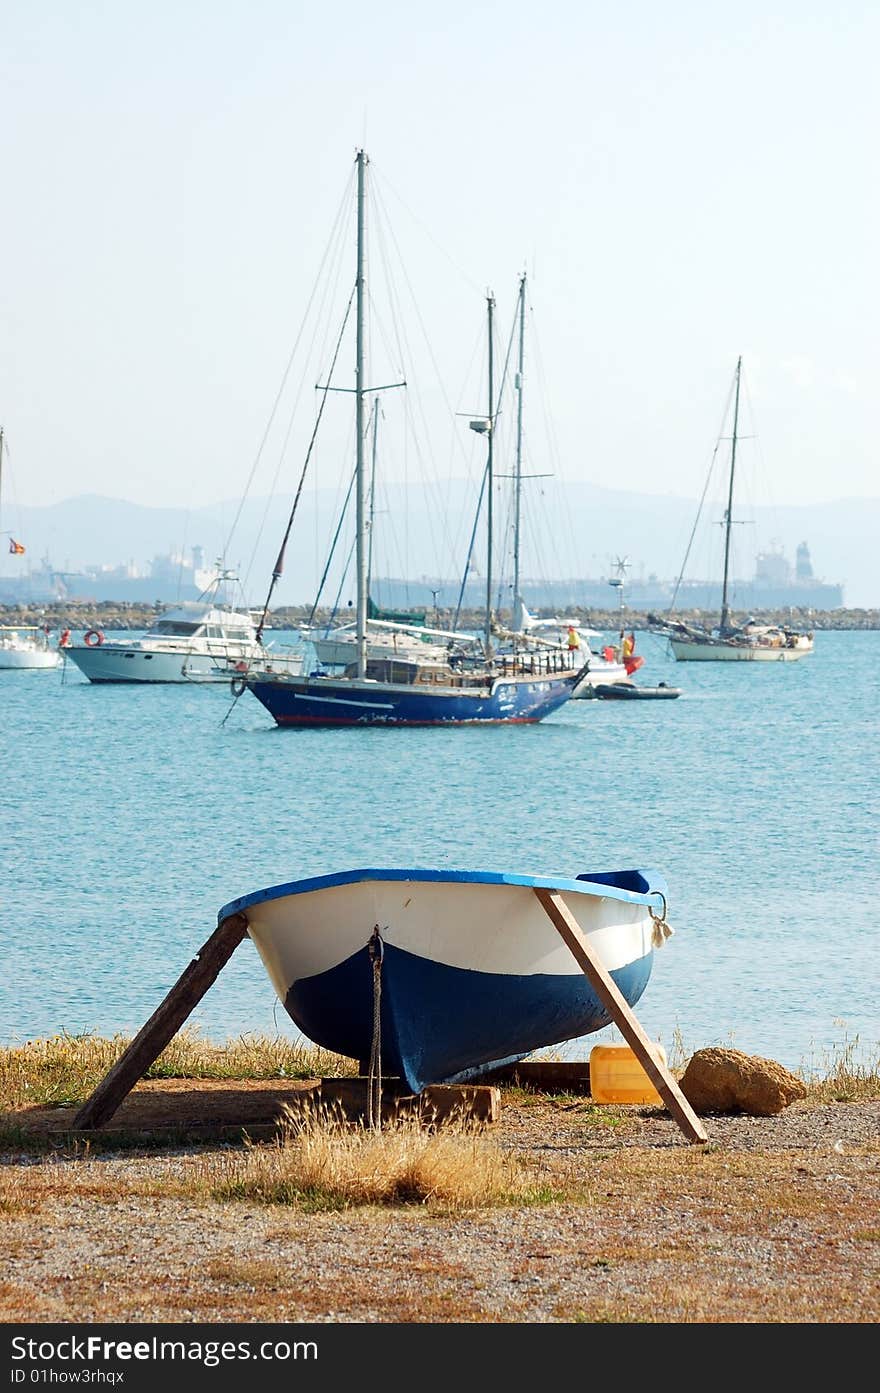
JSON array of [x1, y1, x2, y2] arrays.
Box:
[[0, 434, 27, 547], [375, 165, 483, 298], [451, 294, 516, 630], [528, 305, 585, 594], [222, 287, 356, 727], [738, 366, 782, 553], [453, 460, 489, 632], [370, 177, 481, 578], [225, 167, 356, 592], [491, 292, 590, 614], [668, 371, 737, 613], [244, 198, 354, 601], [452, 286, 526, 620], [487, 293, 523, 610], [325, 532, 357, 627], [222, 170, 360, 610], [253, 286, 356, 643], [306, 462, 358, 627]]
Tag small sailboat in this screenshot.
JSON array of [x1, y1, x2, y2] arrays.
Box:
[[217, 863, 672, 1094], [243, 152, 586, 726], [649, 358, 815, 663]]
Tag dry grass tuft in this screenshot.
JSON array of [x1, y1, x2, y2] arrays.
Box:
[[146, 1030, 350, 1083], [0, 1034, 128, 1110], [0, 1030, 352, 1110], [799, 1034, 880, 1102], [200, 1105, 554, 1212], [0, 1170, 39, 1218]]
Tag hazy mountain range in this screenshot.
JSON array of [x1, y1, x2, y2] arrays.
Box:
[[3, 481, 875, 608]]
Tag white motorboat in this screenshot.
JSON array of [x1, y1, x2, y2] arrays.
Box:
[[63, 575, 305, 685], [0, 625, 63, 671]]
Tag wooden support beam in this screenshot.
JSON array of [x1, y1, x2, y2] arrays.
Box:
[[319, 1078, 500, 1126], [534, 888, 708, 1144], [481, 1060, 592, 1092], [73, 912, 250, 1131]]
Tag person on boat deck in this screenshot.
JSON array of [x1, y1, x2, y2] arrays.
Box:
[[566, 625, 580, 651], [622, 631, 636, 659]]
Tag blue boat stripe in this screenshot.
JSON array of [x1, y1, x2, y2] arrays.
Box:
[[293, 693, 396, 708]]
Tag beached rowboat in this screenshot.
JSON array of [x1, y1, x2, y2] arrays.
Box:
[[217, 865, 671, 1094]]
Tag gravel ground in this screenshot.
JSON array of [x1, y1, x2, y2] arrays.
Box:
[[1, 1095, 877, 1324]]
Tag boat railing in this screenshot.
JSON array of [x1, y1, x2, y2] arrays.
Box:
[[494, 650, 580, 678], [209, 641, 304, 674]]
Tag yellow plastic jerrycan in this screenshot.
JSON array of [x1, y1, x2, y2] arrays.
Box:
[[589, 1041, 667, 1105]]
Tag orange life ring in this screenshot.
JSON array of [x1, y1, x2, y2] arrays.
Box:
[[83, 629, 104, 647]]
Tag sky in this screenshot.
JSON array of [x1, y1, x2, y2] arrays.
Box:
[[2, 0, 879, 530]]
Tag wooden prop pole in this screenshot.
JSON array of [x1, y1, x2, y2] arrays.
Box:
[[534, 888, 708, 1144], [73, 912, 250, 1131]]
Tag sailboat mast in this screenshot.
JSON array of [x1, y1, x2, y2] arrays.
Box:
[[485, 292, 495, 658], [512, 274, 526, 637], [719, 355, 742, 631], [355, 150, 368, 679], [367, 397, 379, 601]]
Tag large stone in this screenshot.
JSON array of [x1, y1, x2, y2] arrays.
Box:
[[679, 1047, 807, 1116]]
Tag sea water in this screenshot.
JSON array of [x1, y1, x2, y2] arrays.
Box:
[[1, 629, 877, 1076]]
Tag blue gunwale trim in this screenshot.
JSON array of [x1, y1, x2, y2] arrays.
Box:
[[217, 865, 668, 926]]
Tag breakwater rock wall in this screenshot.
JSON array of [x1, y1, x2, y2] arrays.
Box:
[[1, 602, 878, 632]]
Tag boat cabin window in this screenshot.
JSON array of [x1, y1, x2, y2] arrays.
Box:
[[224, 628, 251, 641], [347, 658, 421, 684], [152, 620, 203, 637]]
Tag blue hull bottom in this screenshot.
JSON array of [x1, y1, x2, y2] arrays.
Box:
[[285, 941, 653, 1093], [248, 672, 577, 726]]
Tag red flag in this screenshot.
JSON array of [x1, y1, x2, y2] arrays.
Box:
[[8, 538, 25, 555]]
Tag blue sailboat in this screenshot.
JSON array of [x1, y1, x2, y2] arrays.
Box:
[[244, 150, 586, 728]]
